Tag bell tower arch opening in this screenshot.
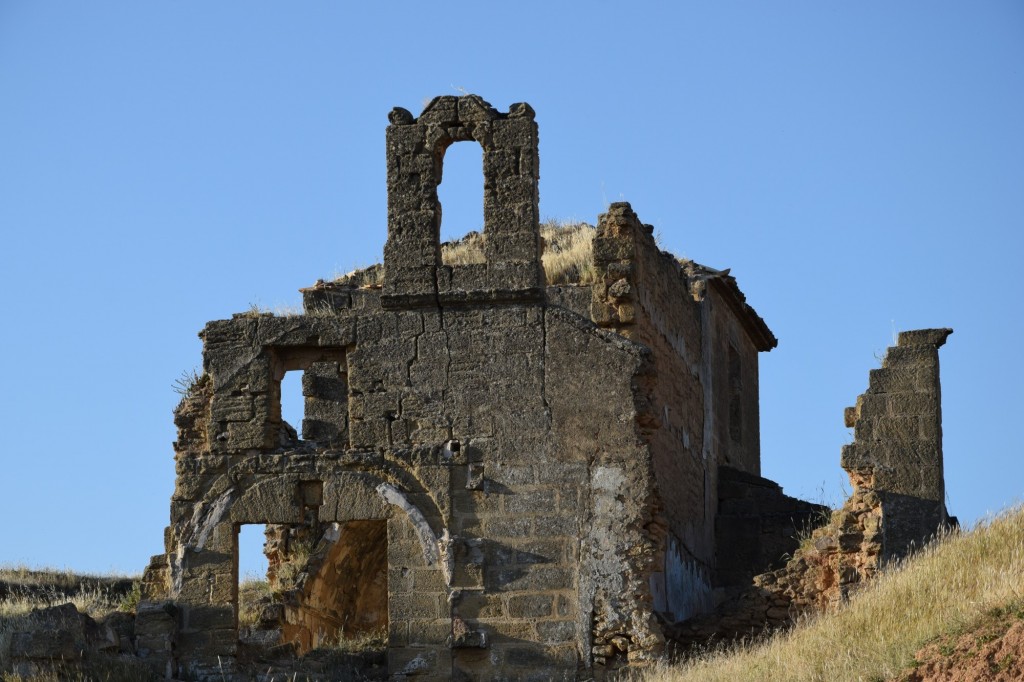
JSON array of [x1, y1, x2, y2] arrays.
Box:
[[437, 141, 486, 264], [382, 94, 543, 306]]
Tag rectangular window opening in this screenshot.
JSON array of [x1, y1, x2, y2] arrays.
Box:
[[280, 369, 305, 440], [236, 524, 274, 642]]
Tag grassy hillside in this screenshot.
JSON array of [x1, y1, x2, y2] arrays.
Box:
[[0, 566, 138, 619], [641, 505, 1024, 682], [0, 566, 147, 682]]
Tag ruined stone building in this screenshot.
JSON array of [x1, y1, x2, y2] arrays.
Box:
[[132, 95, 954, 681]]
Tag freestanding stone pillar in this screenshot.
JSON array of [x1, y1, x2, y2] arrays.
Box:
[[842, 328, 953, 561]]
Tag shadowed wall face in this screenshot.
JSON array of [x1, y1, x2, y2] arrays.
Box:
[[842, 328, 953, 561]]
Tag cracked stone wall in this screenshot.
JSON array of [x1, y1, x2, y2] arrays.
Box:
[[589, 203, 777, 633], [138, 95, 784, 681]]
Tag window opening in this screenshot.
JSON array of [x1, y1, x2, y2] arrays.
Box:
[[280, 370, 304, 440], [236, 524, 273, 640], [438, 141, 486, 264], [272, 350, 348, 448]]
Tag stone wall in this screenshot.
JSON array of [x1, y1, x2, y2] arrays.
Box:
[[382, 95, 542, 307], [714, 466, 828, 590], [670, 329, 953, 646], [589, 202, 777, 632], [842, 328, 954, 562]]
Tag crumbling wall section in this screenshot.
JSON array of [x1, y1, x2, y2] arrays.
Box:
[[590, 203, 716, 628], [713, 466, 828, 590], [136, 310, 458, 680], [842, 328, 953, 561], [545, 307, 664, 671], [671, 329, 953, 646], [589, 202, 776, 633]]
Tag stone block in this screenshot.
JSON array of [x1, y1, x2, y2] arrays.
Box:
[[533, 515, 577, 537], [348, 417, 389, 448], [855, 394, 889, 419], [210, 395, 253, 422], [882, 345, 937, 369], [506, 594, 553, 618], [225, 420, 270, 450], [504, 489, 557, 515], [390, 593, 444, 621], [408, 619, 451, 646], [486, 464, 534, 486], [185, 605, 234, 631], [867, 367, 925, 394], [388, 567, 414, 594], [488, 566, 573, 592], [455, 592, 504, 619], [887, 393, 939, 417], [9, 628, 78, 660], [897, 328, 952, 347], [484, 516, 533, 538]]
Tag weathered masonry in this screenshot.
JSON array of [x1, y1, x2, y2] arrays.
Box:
[[135, 96, 953, 681], [671, 329, 955, 645]]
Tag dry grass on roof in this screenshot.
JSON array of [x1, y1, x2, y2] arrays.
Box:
[[333, 220, 597, 287]]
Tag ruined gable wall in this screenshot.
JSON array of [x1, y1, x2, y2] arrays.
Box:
[[671, 329, 953, 645], [143, 94, 791, 679], [155, 238, 662, 677]]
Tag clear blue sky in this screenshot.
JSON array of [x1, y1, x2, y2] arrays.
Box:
[[1, 2, 1021, 576]]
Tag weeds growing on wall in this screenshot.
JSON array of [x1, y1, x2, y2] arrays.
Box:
[[540, 221, 597, 284], [324, 626, 388, 654], [437, 220, 598, 285], [273, 537, 314, 591], [172, 368, 202, 397]]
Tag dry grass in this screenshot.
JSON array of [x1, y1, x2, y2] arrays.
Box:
[[639, 505, 1024, 682], [540, 221, 597, 284], [0, 565, 138, 619], [440, 230, 487, 266], [334, 220, 598, 287], [332, 263, 384, 288], [238, 577, 272, 628], [0, 566, 148, 682], [326, 626, 388, 654], [439, 220, 597, 283]]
